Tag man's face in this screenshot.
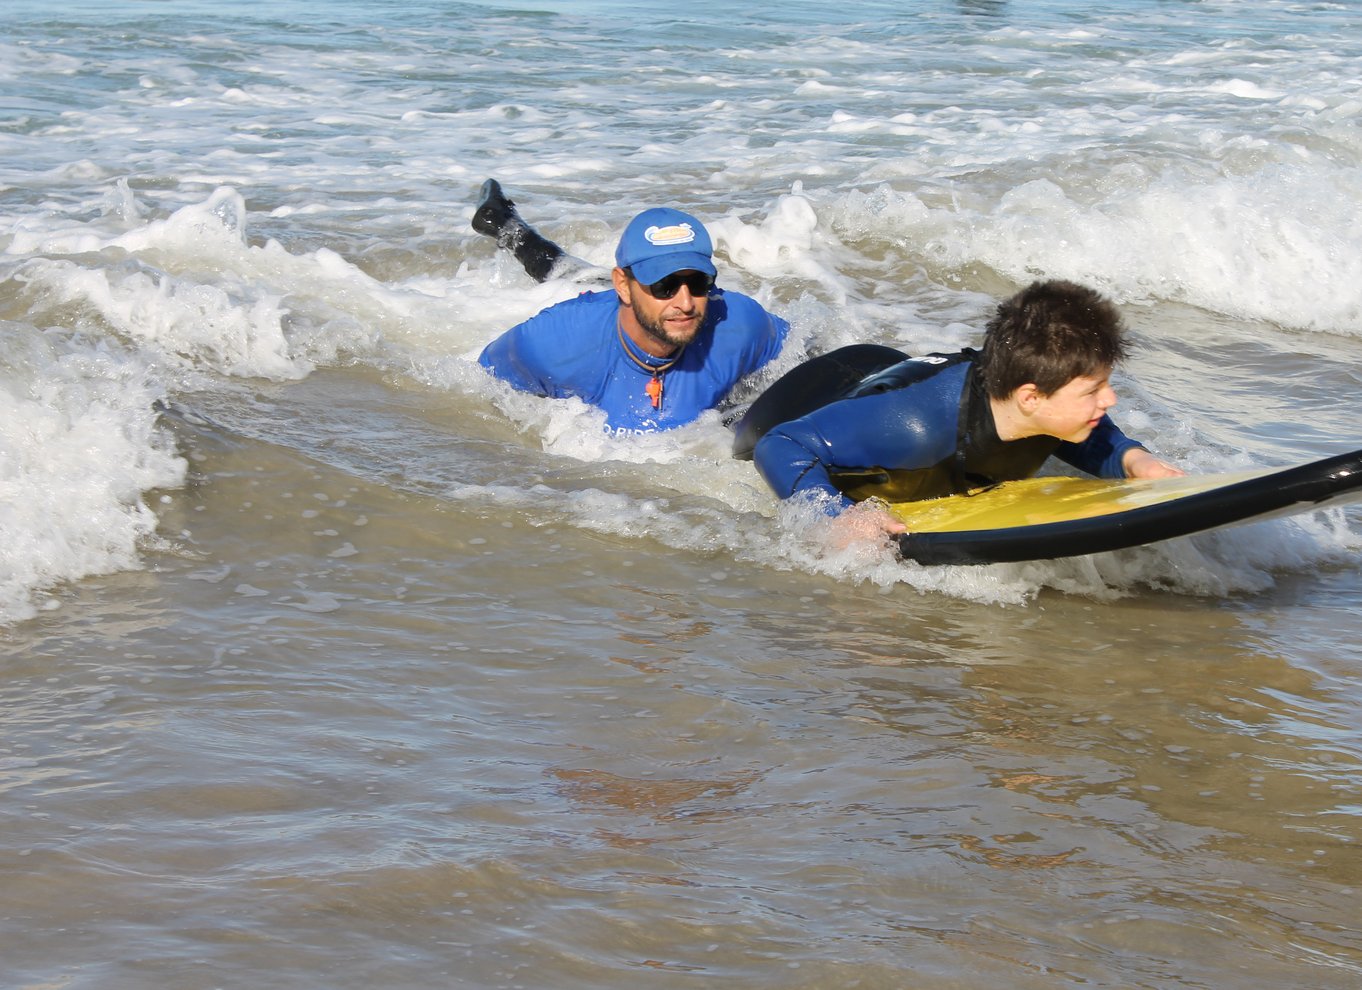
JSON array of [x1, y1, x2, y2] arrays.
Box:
[[1030, 369, 1118, 442], [618, 269, 711, 351]]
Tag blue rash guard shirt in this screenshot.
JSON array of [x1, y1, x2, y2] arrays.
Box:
[[478, 288, 789, 433], [753, 359, 1145, 510]]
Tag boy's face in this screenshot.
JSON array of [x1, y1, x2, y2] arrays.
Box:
[[1030, 369, 1118, 442]]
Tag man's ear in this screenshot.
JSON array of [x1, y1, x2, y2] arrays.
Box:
[[612, 267, 633, 306]]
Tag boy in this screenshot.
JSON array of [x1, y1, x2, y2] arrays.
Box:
[[749, 280, 1182, 539]]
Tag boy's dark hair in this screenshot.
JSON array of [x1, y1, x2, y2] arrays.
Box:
[[976, 280, 1128, 400]]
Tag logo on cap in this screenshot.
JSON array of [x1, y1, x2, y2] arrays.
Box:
[[644, 223, 696, 247]]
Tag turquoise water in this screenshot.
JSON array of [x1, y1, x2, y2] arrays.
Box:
[[3, 2, 1362, 987]]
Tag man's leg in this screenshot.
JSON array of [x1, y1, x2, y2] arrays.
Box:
[[472, 179, 567, 283]]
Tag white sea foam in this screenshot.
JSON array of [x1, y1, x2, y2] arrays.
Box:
[[0, 326, 185, 623]]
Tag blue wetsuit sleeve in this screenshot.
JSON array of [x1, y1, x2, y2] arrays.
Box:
[[718, 292, 790, 375], [481, 291, 682, 425], [753, 417, 856, 510], [760, 312, 791, 369], [476, 315, 555, 397], [1055, 415, 1144, 478], [753, 374, 961, 512]]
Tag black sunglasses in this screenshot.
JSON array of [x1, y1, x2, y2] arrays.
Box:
[[631, 270, 715, 299]]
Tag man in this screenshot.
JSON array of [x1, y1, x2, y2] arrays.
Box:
[[745, 280, 1182, 538], [473, 180, 790, 433]]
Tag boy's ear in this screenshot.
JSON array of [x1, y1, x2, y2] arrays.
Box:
[[1015, 383, 1042, 410]]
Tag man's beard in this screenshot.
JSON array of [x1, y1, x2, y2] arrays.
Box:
[[635, 308, 699, 351]]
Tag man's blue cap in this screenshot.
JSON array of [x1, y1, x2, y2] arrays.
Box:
[[614, 207, 717, 285]]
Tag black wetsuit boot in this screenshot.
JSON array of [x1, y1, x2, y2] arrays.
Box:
[[472, 179, 565, 283]]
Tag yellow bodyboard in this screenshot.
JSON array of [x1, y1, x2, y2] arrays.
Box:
[[887, 469, 1273, 535]]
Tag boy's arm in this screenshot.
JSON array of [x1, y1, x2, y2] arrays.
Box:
[[1122, 446, 1184, 479], [753, 385, 955, 510], [753, 417, 854, 510], [1057, 417, 1182, 478]]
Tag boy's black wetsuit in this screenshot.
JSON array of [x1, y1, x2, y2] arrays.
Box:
[[742, 347, 1144, 511]]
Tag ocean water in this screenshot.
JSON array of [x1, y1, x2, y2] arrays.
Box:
[[3, 1, 1362, 987]]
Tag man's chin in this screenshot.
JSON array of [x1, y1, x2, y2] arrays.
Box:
[[659, 324, 701, 347], [638, 318, 700, 350]]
